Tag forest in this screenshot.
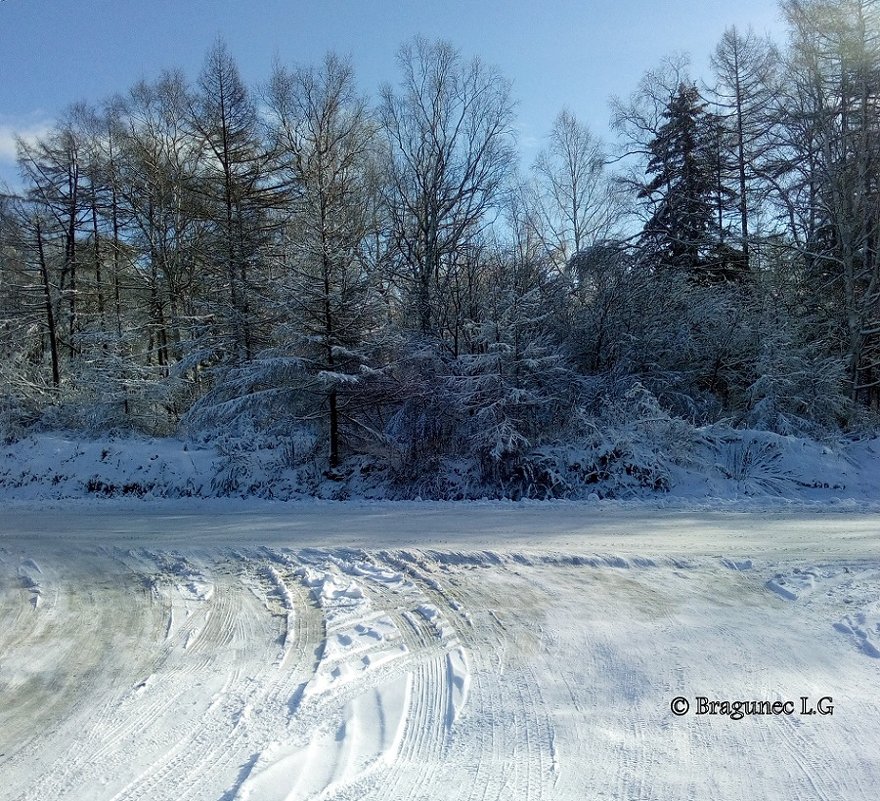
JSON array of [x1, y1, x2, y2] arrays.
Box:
[[1, 0, 879, 499]]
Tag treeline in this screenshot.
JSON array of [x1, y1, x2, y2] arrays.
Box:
[[1, 0, 879, 497]]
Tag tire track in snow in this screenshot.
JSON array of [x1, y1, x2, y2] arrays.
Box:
[[333, 549, 474, 801], [773, 717, 840, 801], [300, 552, 418, 778], [233, 549, 421, 801], [99, 550, 320, 801], [0, 558, 43, 723], [6, 539, 880, 801], [756, 561, 880, 801], [14, 549, 283, 801], [5, 550, 161, 801], [59, 552, 235, 801], [200, 549, 326, 801], [373, 550, 555, 801], [376, 549, 501, 800]]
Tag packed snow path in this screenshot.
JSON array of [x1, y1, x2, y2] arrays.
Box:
[[2, 506, 880, 800]]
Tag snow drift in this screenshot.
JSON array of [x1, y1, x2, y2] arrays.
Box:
[[1, 426, 878, 505]]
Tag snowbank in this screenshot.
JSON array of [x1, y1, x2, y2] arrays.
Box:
[[0, 428, 878, 507]]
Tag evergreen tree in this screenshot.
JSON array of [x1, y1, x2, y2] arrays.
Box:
[[638, 83, 734, 278]]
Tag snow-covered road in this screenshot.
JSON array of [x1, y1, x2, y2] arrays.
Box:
[[2, 505, 879, 800]]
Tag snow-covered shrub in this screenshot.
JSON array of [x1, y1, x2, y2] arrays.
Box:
[[210, 437, 266, 496], [564, 244, 637, 374], [0, 349, 64, 441], [452, 377, 705, 500], [178, 355, 332, 494], [372, 317, 585, 498], [182, 357, 308, 438], [32, 368, 186, 438], [742, 328, 857, 437], [519, 437, 670, 499], [206, 426, 323, 498], [707, 428, 809, 496], [449, 333, 580, 489], [0, 389, 42, 444], [565, 251, 762, 424], [380, 343, 460, 495], [563, 378, 705, 497]]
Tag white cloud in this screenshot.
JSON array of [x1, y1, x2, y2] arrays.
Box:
[[514, 122, 542, 152], [0, 120, 51, 162]]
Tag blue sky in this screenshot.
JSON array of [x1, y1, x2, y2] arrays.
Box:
[[0, 0, 786, 186]]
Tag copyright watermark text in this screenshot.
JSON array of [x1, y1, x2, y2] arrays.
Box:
[[670, 696, 834, 720]]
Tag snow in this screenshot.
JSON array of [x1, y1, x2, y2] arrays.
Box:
[[1, 505, 880, 800], [2, 428, 880, 506]]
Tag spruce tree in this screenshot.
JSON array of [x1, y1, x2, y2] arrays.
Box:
[[638, 83, 732, 278]]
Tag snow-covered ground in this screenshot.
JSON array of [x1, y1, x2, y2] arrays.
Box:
[[2, 429, 880, 505], [2, 505, 880, 800]]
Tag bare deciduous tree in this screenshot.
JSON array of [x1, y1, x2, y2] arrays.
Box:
[[379, 37, 516, 340], [526, 109, 625, 277], [710, 26, 779, 269]]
